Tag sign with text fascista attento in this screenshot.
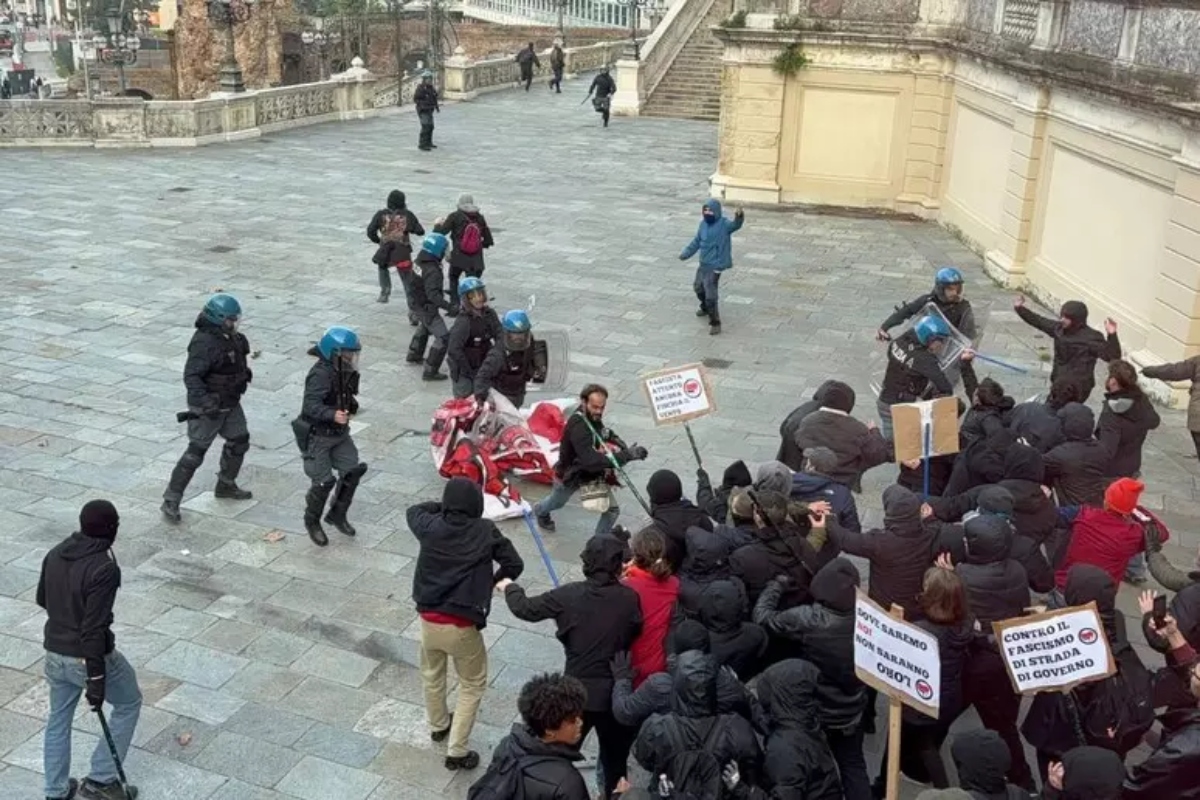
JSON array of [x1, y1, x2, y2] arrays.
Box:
[[640, 363, 715, 426], [853, 592, 941, 718], [992, 603, 1116, 695]]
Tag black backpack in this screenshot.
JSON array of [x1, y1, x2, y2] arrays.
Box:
[[467, 754, 551, 800], [657, 718, 728, 800], [1076, 646, 1155, 754]]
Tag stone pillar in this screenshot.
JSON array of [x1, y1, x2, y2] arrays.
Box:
[[611, 56, 641, 116], [91, 98, 148, 147], [333, 56, 379, 119], [443, 46, 474, 101], [710, 61, 784, 204], [1144, 131, 1200, 366], [983, 83, 1049, 287], [898, 66, 953, 216]]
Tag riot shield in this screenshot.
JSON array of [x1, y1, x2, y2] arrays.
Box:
[[897, 301, 984, 389], [526, 328, 570, 395]]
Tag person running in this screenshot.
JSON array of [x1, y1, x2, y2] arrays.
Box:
[[584, 65, 616, 127]]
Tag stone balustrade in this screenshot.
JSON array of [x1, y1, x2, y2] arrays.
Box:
[[443, 39, 632, 99], [611, 0, 720, 115], [461, 0, 659, 29], [0, 58, 379, 148]]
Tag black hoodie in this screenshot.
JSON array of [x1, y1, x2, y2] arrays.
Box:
[[479, 723, 590, 800], [38, 532, 120, 664], [1009, 399, 1066, 453], [777, 380, 839, 471], [955, 515, 1029, 632], [366, 190, 424, 266], [678, 526, 749, 622], [631, 652, 762, 783], [729, 522, 821, 609], [696, 460, 753, 525], [697, 580, 768, 679], [648, 470, 714, 570], [504, 534, 643, 711], [951, 729, 1029, 800], [1096, 386, 1160, 478], [756, 660, 842, 800], [1044, 403, 1109, 507], [826, 484, 937, 613], [1055, 745, 1126, 800], [934, 486, 1054, 594], [183, 313, 251, 411], [408, 478, 524, 628], [932, 444, 1058, 544], [1122, 707, 1200, 800], [1015, 300, 1121, 402]]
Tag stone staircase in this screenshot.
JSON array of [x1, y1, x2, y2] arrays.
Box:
[[642, 0, 730, 121]]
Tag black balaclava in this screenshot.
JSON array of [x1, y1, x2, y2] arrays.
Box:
[[80, 499, 119, 542]]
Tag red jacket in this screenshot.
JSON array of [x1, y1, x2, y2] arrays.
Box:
[[622, 566, 679, 687], [1056, 506, 1167, 589]]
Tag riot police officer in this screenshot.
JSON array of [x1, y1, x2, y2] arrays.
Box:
[[447, 276, 502, 400], [296, 326, 367, 547], [877, 314, 957, 440], [403, 232, 457, 381], [877, 266, 979, 397], [162, 293, 253, 524], [474, 310, 547, 408]]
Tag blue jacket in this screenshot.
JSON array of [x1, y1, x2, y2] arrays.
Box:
[[679, 198, 744, 272], [791, 471, 861, 534]]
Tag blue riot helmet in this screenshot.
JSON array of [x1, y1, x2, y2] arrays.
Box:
[[421, 69, 433, 81], [421, 232, 449, 260], [913, 315, 951, 347], [502, 309, 532, 351], [203, 293, 242, 332], [934, 266, 964, 303], [459, 276, 487, 310], [318, 326, 362, 369]]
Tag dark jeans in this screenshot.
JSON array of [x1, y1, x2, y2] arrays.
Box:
[[693, 268, 722, 323], [828, 725, 872, 800], [581, 710, 635, 797], [594, 94, 611, 126], [418, 110, 434, 147], [965, 648, 1035, 789], [550, 67, 563, 91], [521, 68, 533, 90]]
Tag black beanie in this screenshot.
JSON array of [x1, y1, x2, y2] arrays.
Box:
[[672, 619, 711, 654], [821, 381, 855, 413], [647, 470, 683, 506], [80, 500, 119, 541], [810, 557, 860, 612], [442, 477, 484, 519], [721, 460, 753, 489]]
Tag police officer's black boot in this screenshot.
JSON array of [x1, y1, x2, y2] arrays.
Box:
[[162, 444, 205, 524], [215, 437, 253, 500], [408, 327, 429, 365], [304, 480, 335, 546], [325, 464, 366, 537], [423, 341, 448, 381]]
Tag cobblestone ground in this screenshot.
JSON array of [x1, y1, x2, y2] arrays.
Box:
[[1, 81, 1198, 798]]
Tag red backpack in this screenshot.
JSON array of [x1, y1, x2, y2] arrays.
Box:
[[460, 218, 483, 256]]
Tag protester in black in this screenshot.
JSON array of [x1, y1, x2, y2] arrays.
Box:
[[728, 489, 822, 608], [469, 672, 591, 800], [647, 469, 714, 570], [585, 66, 616, 127], [696, 459, 752, 525], [1122, 632, 1200, 798], [777, 379, 840, 470], [1014, 295, 1121, 402], [434, 194, 494, 306], [950, 729, 1032, 800], [677, 526, 750, 623], [1009, 377, 1081, 453], [792, 380, 888, 490], [502, 533, 642, 797], [1044, 402, 1108, 507], [1043, 746, 1127, 800], [753, 659, 842, 800], [753, 558, 870, 800], [698, 580, 768, 680], [1096, 359, 1160, 478], [365, 189, 425, 305], [516, 42, 540, 90], [414, 70, 439, 150]]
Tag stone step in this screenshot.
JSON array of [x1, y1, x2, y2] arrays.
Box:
[[650, 93, 721, 107], [653, 86, 720, 98]]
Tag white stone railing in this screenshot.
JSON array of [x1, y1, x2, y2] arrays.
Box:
[[371, 72, 424, 108], [443, 39, 632, 99], [0, 58, 378, 147], [610, 0, 717, 114], [461, 0, 661, 29]]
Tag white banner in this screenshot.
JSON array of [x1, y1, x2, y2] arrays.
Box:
[[853, 592, 941, 718], [640, 363, 715, 426], [992, 603, 1115, 694]]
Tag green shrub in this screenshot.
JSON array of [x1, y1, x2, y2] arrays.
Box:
[[772, 43, 809, 76]]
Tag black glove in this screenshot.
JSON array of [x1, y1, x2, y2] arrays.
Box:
[[85, 657, 105, 712], [610, 524, 631, 544], [614, 449, 633, 466], [628, 444, 649, 461], [200, 397, 221, 417], [610, 651, 635, 681], [697, 467, 711, 485]]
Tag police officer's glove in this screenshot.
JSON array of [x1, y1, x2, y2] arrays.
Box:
[[610, 651, 635, 681], [85, 657, 105, 712]]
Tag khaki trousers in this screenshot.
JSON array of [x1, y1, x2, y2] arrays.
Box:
[[419, 619, 488, 758]]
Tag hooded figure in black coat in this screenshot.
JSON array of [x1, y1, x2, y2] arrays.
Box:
[[755, 660, 842, 800], [1014, 298, 1121, 403], [1054, 745, 1126, 800], [1096, 360, 1160, 478], [1043, 403, 1108, 507], [777, 379, 842, 471], [729, 489, 825, 609], [647, 469, 713, 570], [698, 579, 768, 680], [933, 486, 1054, 594], [678, 526, 750, 623], [932, 444, 1058, 547], [631, 651, 763, 792], [696, 459, 753, 525], [950, 729, 1030, 800]]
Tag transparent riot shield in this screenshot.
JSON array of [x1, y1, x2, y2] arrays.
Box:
[[526, 328, 570, 396], [897, 301, 983, 390]]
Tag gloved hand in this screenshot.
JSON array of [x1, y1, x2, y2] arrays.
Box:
[[610, 651, 635, 681], [696, 467, 711, 486], [200, 397, 221, 417], [627, 444, 649, 461], [610, 524, 631, 544], [721, 762, 741, 791], [85, 657, 105, 712]]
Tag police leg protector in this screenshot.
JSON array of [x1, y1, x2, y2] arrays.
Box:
[[216, 434, 252, 498], [165, 442, 209, 503], [305, 479, 336, 547], [325, 463, 367, 537], [408, 326, 430, 364]]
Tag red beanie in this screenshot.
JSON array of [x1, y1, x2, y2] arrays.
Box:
[[1104, 478, 1144, 515]]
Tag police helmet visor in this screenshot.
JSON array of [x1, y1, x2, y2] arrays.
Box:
[[466, 289, 487, 310], [222, 315, 241, 332], [927, 336, 948, 354], [505, 330, 532, 351], [339, 350, 360, 371], [940, 283, 963, 302]]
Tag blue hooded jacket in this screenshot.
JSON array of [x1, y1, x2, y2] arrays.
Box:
[[679, 198, 744, 272]]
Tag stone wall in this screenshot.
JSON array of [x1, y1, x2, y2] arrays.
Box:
[[174, 0, 290, 99]]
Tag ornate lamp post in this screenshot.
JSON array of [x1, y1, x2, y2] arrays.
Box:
[[207, 0, 255, 93], [93, 9, 140, 93], [62, 0, 93, 99], [300, 27, 340, 81], [627, 0, 648, 59]]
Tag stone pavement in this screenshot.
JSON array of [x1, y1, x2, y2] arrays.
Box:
[[1, 81, 1199, 799]]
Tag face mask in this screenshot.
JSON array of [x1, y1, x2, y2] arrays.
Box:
[[703, 212, 716, 225]]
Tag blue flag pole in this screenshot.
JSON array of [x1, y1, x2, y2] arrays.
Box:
[[971, 352, 1028, 374], [922, 420, 932, 500], [522, 510, 560, 587]]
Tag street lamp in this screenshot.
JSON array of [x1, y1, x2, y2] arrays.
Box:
[[62, 0, 93, 99], [94, 9, 141, 93], [300, 27, 340, 81], [207, 0, 255, 93], [627, 0, 648, 59]]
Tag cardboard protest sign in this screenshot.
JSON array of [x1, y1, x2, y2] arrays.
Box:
[[853, 592, 941, 718], [891, 396, 959, 464], [640, 363, 715, 426], [992, 602, 1116, 695]]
